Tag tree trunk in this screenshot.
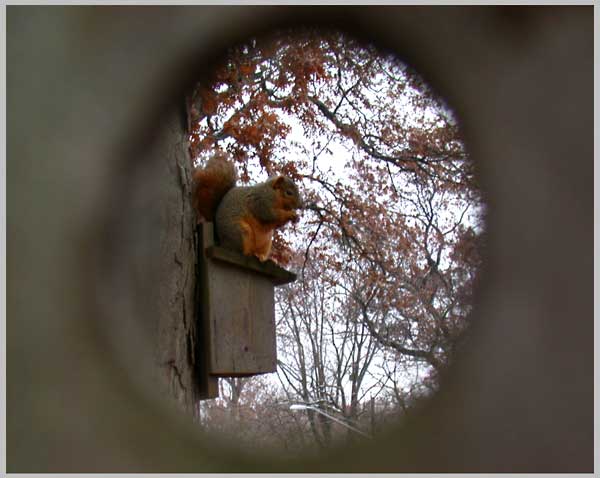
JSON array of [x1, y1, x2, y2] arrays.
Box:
[[156, 107, 201, 417]]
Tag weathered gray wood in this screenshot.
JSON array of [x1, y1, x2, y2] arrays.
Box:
[[207, 262, 277, 376], [205, 246, 297, 285], [197, 223, 220, 398], [198, 222, 297, 376]]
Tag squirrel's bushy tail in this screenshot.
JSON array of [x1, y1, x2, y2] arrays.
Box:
[[192, 152, 238, 221]]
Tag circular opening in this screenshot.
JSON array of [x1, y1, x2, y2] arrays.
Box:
[[186, 27, 486, 456]]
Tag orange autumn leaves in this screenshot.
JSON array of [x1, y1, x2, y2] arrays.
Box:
[[188, 30, 485, 376]]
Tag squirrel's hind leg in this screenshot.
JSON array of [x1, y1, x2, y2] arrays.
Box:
[[253, 229, 273, 262], [238, 219, 255, 257], [239, 217, 272, 262]]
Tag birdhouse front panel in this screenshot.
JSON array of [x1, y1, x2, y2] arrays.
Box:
[[206, 261, 277, 376]]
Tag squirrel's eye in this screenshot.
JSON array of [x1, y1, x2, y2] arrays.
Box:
[[285, 190, 293, 196]]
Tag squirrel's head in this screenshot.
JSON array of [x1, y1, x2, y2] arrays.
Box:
[[272, 176, 303, 211]]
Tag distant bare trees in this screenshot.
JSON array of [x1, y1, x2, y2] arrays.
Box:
[[193, 28, 485, 451]]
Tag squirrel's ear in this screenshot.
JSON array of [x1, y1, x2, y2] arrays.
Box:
[[272, 176, 285, 189]]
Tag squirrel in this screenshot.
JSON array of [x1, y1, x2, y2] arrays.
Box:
[[192, 152, 302, 262]]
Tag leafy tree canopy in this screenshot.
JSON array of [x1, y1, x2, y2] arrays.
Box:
[[188, 28, 485, 451]]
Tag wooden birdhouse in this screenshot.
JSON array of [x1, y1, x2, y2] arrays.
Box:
[[196, 222, 296, 399]]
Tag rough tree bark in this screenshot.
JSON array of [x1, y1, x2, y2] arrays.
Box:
[[156, 108, 201, 417]]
